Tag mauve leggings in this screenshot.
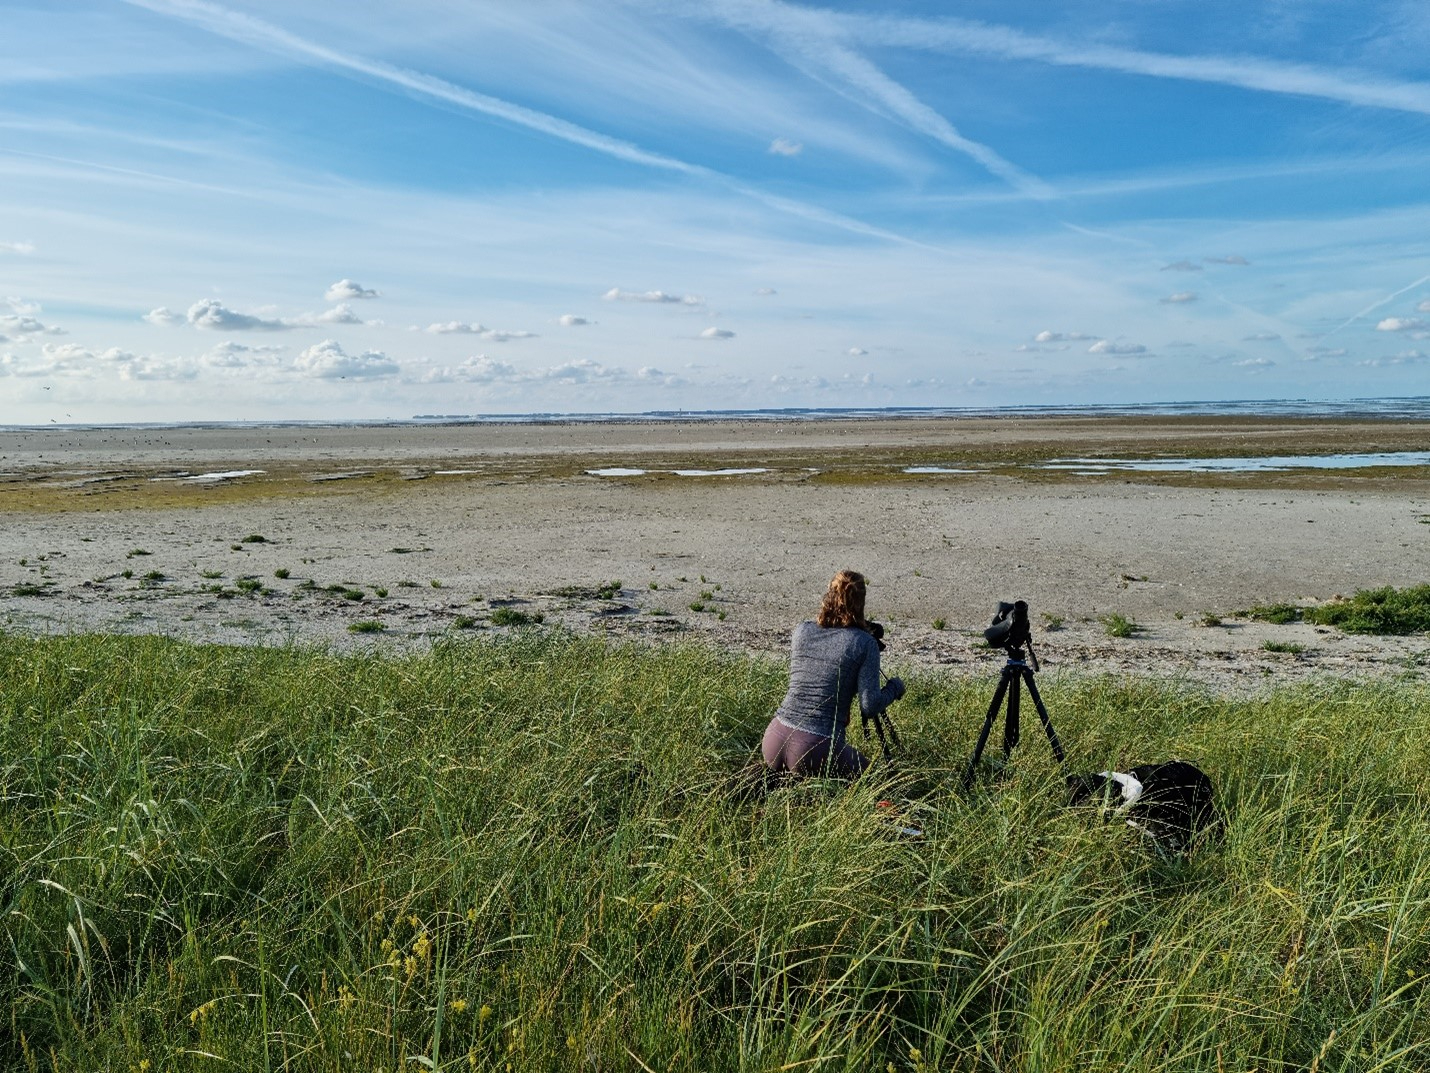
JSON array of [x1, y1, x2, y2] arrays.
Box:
[[761, 718, 869, 779]]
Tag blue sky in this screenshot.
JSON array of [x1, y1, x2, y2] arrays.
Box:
[[3, 0, 1430, 422]]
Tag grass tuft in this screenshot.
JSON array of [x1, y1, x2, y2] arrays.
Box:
[[1243, 602, 1302, 624], [490, 606, 542, 627], [1262, 639, 1305, 654], [1101, 612, 1140, 638]]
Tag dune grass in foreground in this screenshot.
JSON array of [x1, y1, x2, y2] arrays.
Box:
[[2, 631, 1429, 1072]]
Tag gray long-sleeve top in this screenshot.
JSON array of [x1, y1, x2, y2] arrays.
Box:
[[773, 621, 901, 741]]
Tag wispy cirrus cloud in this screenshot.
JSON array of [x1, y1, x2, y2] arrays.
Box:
[[0, 240, 36, 254], [835, 9, 1430, 117], [700, 0, 1050, 195], [114, 1, 963, 249]]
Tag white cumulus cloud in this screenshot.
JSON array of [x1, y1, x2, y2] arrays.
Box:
[[1360, 350, 1428, 367], [144, 307, 183, 327], [4, 296, 39, 315], [531, 359, 627, 383], [1088, 340, 1147, 355], [0, 241, 35, 255], [325, 279, 380, 301], [1161, 291, 1197, 304], [420, 356, 520, 384], [1418, 299, 1430, 313], [424, 321, 535, 340], [1234, 357, 1275, 368], [769, 138, 804, 156], [305, 304, 364, 326], [1376, 317, 1427, 332], [1034, 330, 1094, 342], [40, 342, 95, 368], [295, 340, 398, 379], [603, 288, 703, 306], [202, 341, 287, 368], [558, 314, 590, 327], [187, 300, 294, 332], [1, 314, 64, 338], [700, 327, 735, 340], [847, 347, 868, 356]]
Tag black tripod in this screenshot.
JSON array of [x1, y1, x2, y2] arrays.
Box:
[[962, 639, 1065, 789], [862, 706, 902, 763]]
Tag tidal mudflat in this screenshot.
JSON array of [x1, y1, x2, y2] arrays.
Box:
[[2, 415, 1427, 688]]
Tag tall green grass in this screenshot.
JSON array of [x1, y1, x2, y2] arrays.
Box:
[[2, 631, 1429, 1071]]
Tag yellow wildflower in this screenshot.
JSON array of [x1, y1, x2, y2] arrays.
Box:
[[404, 955, 419, 980], [413, 930, 432, 960], [479, 1004, 493, 1022], [449, 998, 468, 1014]]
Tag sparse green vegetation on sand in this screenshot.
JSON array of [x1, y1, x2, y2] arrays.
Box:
[[3, 632, 1430, 1071], [1243, 585, 1430, 634]]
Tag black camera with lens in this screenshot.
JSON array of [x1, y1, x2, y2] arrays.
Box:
[[863, 619, 886, 651], [983, 599, 1032, 652]]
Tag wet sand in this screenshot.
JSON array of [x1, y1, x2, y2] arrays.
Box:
[[3, 416, 1428, 690]]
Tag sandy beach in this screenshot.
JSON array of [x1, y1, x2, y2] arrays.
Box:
[[3, 415, 1428, 690]]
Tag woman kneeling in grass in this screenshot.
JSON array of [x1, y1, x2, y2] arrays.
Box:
[[761, 570, 905, 779]]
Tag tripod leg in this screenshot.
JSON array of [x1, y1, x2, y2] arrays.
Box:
[[1022, 669, 1065, 764], [1003, 670, 1021, 757], [963, 670, 1011, 789], [870, 713, 890, 761]]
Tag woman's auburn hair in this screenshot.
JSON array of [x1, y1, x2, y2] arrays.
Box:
[[817, 570, 867, 629]]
